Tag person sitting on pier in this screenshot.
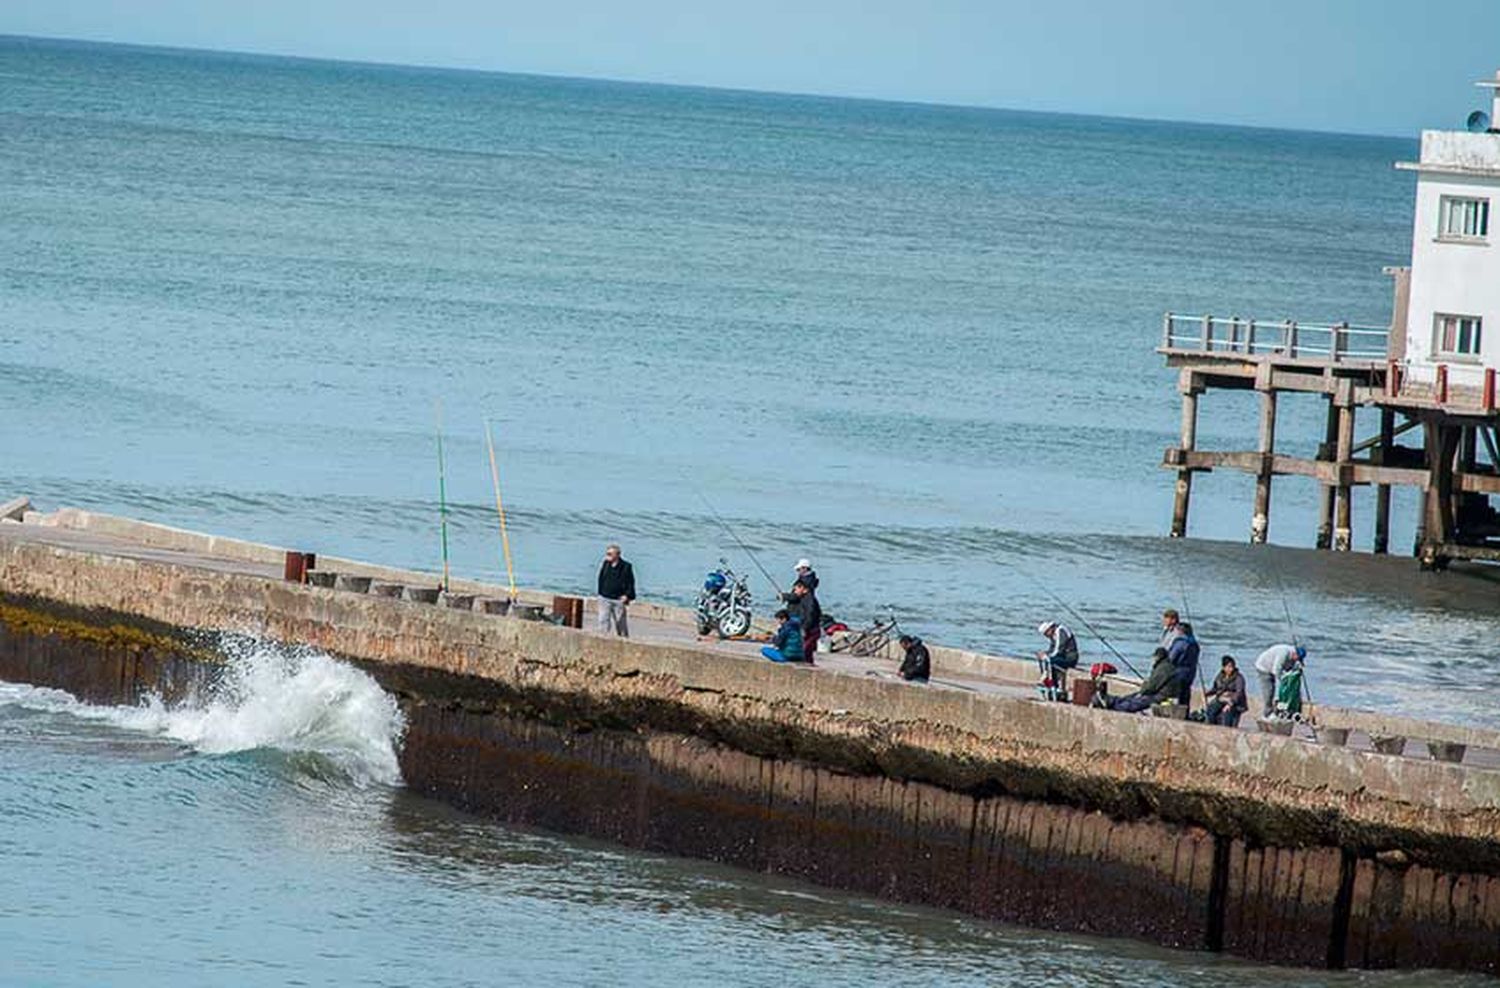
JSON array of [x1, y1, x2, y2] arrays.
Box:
[[783, 579, 822, 661], [897, 634, 930, 683], [1167, 621, 1201, 706], [761, 609, 805, 663], [1036, 621, 1080, 691], [1203, 655, 1249, 728], [1108, 647, 1176, 713], [1253, 643, 1305, 715]]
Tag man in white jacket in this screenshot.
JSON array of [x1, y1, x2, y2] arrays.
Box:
[[1253, 643, 1305, 715]]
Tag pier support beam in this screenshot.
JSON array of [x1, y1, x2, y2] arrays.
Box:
[[1334, 399, 1356, 551], [1316, 397, 1339, 550], [1250, 368, 1277, 544], [1419, 420, 1459, 569], [1373, 409, 1395, 554], [1170, 371, 1202, 539]]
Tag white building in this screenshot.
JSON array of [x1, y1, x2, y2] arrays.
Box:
[[1396, 71, 1500, 390]]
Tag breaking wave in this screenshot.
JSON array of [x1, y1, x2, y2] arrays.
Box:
[[0, 639, 406, 786]]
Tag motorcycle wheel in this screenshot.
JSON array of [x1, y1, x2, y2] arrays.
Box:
[[695, 611, 713, 636], [718, 608, 752, 639]]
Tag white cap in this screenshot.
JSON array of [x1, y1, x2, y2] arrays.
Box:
[[1038, 621, 1056, 636], [795, 558, 812, 570]]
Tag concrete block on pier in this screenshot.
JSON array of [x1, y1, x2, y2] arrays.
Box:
[[1319, 726, 1350, 746], [1427, 740, 1466, 763], [404, 587, 440, 604], [335, 574, 373, 593], [307, 571, 338, 589], [0, 497, 31, 522], [439, 592, 475, 610], [370, 582, 404, 598], [474, 597, 510, 615], [1369, 734, 1407, 756]]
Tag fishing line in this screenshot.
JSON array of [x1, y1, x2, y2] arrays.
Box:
[[693, 488, 784, 597], [1260, 550, 1319, 721], [435, 399, 451, 592], [1173, 556, 1209, 696], [1011, 563, 1143, 679]]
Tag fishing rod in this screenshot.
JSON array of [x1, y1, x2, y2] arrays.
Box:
[[1261, 550, 1319, 726], [1020, 570, 1143, 679], [435, 401, 452, 592], [483, 418, 517, 601], [694, 488, 784, 597], [1174, 562, 1210, 696]]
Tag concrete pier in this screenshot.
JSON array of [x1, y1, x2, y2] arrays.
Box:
[[1, 507, 1499, 974]]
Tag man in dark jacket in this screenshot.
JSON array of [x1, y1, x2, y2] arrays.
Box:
[[897, 635, 931, 683], [596, 544, 635, 637], [1166, 621, 1201, 706], [1204, 655, 1248, 727], [1109, 648, 1176, 713], [783, 579, 821, 661]]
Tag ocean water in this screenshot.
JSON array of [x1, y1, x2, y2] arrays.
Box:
[[0, 642, 1482, 988], [0, 35, 1493, 983]]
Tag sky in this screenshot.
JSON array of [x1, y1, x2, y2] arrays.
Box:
[[3, 0, 1499, 136]]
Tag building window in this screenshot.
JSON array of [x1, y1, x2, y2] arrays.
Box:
[[1438, 196, 1490, 240], [1434, 313, 1483, 359]]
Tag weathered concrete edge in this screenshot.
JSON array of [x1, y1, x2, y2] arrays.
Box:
[[26, 504, 1500, 752], [2, 534, 1498, 852]]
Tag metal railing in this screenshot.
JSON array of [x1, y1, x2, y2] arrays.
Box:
[[1160, 313, 1390, 363]]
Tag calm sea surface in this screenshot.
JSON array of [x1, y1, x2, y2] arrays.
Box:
[[0, 35, 1490, 985]]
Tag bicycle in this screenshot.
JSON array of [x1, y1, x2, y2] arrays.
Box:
[[829, 606, 901, 657]]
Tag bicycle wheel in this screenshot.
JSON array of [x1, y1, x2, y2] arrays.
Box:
[[830, 630, 865, 654], [850, 631, 889, 657]]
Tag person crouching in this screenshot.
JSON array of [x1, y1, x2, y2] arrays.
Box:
[[897, 634, 930, 683], [761, 609, 805, 663]]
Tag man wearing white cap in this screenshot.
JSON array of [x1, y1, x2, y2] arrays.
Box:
[[1036, 620, 1080, 695], [793, 558, 819, 592]]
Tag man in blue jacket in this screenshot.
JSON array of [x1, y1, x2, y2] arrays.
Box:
[[1165, 620, 1200, 706]]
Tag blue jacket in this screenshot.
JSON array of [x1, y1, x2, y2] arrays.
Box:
[[1167, 630, 1200, 690], [773, 617, 805, 660]]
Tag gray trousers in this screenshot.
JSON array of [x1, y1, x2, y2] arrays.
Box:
[[1258, 671, 1277, 714], [598, 597, 629, 637]]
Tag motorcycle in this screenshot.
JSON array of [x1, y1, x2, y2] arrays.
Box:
[[695, 559, 753, 638]]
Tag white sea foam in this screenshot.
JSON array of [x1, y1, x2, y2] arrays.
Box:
[[0, 639, 406, 787]]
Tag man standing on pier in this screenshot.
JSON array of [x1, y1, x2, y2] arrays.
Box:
[[597, 544, 635, 638]]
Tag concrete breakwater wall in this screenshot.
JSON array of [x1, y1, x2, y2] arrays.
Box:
[[1, 530, 1498, 973]]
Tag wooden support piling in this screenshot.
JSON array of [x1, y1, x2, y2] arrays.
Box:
[[1373, 409, 1395, 554], [1170, 372, 1201, 538], [1251, 367, 1276, 544], [1419, 421, 1459, 569], [1316, 397, 1339, 550], [1334, 400, 1356, 551]]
